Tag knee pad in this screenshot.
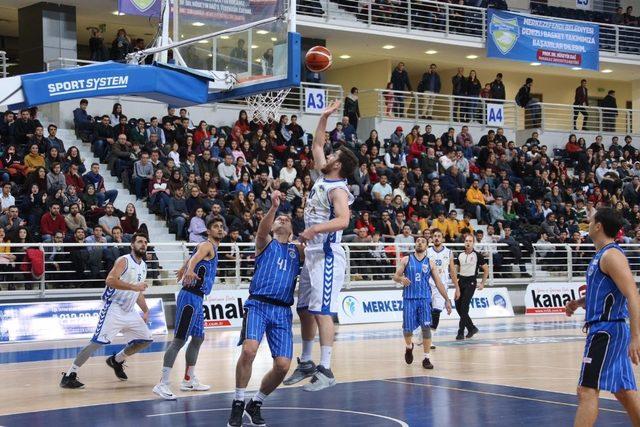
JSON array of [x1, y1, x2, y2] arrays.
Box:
[[421, 326, 432, 340]]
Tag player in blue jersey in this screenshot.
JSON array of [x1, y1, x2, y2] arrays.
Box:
[[566, 208, 640, 426], [393, 236, 452, 370], [227, 190, 303, 427], [152, 218, 225, 400]]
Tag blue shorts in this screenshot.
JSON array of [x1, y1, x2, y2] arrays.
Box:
[[403, 298, 431, 334], [175, 289, 205, 339], [579, 321, 637, 393], [238, 299, 293, 359]]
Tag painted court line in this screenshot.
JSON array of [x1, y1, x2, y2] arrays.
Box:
[[145, 406, 409, 425], [382, 379, 626, 414]]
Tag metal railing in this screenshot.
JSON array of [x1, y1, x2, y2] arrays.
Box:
[[296, 0, 640, 57], [360, 88, 518, 129], [525, 102, 635, 134], [45, 57, 101, 71], [0, 51, 7, 78], [2, 240, 638, 300]]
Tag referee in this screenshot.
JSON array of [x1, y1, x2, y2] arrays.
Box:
[[455, 234, 489, 341]]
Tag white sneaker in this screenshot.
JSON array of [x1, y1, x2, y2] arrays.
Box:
[[153, 383, 177, 400], [302, 366, 337, 392], [180, 376, 211, 391]]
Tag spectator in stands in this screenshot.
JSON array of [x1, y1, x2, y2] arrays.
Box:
[[601, 90, 618, 132], [129, 118, 147, 146], [490, 73, 505, 101], [340, 116, 357, 145], [465, 70, 482, 122], [44, 146, 63, 172], [73, 99, 94, 141], [624, 6, 637, 26], [46, 162, 67, 195], [466, 178, 488, 224], [516, 78, 540, 127], [218, 154, 239, 193], [111, 28, 132, 61], [417, 63, 441, 120], [168, 187, 189, 240], [132, 151, 153, 200], [67, 227, 99, 284], [24, 143, 45, 175], [146, 117, 166, 145], [148, 169, 170, 215], [0, 183, 14, 214], [573, 79, 589, 131], [612, 6, 624, 25], [344, 87, 361, 130], [452, 67, 465, 121], [13, 109, 37, 150], [91, 115, 115, 162], [499, 225, 529, 276], [120, 203, 139, 239], [64, 163, 85, 194], [45, 124, 64, 154], [390, 62, 411, 117], [63, 146, 85, 175], [441, 166, 466, 206], [0, 205, 24, 240], [103, 226, 129, 273], [394, 225, 414, 256], [65, 203, 88, 238], [83, 163, 118, 206], [40, 202, 67, 243], [98, 203, 121, 242], [109, 103, 123, 125], [188, 207, 207, 243]]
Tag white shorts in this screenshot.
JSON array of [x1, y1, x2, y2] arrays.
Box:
[[297, 244, 346, 315], [91, 301, 152, 345], [430, 282, 451, 312]]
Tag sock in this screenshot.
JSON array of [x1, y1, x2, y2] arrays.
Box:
[[424, 353, 430, 360], [67, 364, 79, 375], [184, 365, 195, 381], [253, 391, 268, 403], [320, 346, 332, 369], [161, 367, 171, 384], [115, 350, 127, 363], [235, 388, 246, 401], [406, 343, 413, 350], [300, 340, 313, 362]]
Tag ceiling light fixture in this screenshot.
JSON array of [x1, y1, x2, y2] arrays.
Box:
[[339, 54, 351, 59], [466, 54, 478, 59], [251, 45, 258, 49], [425, 50, 437, 54], [256, 30, 268, 35], [601, 69, 613, 73], [220, 35, 230, 39], [382, 45, 395, 50], [530, 62, 541, 66], [192, 22, 205, 27], [571, 67, 582, 70]]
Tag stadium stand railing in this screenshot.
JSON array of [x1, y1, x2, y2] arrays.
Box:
[[0, 51, 7, 78], [296, 0, 640, 57], [526, 102, 637, 134], [0, 241, 633, 299]]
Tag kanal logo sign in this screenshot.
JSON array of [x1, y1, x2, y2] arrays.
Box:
[[131, 0, 157, 12], [341, 295, 358, 317], [490, 14, 520, 55]]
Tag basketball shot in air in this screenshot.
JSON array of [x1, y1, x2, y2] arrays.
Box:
[[305, 46, 333, 73]]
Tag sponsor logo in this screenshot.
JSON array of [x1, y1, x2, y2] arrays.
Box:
[[203, 297, 243, 327], [422, 264, 429, 273], [490, 14, 520, 55], [131, 0, 157, 12], [493, 294, 507, 308], [525, 283, 586, 314], [583, 357, 592, 364], [288, 248, 296, 259], [46, 76, 130, 97], [341, 296, 358, 317], [362, 300, 403, 313]]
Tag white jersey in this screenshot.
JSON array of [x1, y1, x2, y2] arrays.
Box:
[[102, 254, 147, 312], [427, 246, 453, 286], [304, 176, 354, 248]]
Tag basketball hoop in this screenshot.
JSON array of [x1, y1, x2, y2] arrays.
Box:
[[245, 88, 291, 125]]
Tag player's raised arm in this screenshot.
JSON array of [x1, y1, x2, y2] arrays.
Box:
[[106, 257, 147, 292], [601, 249, 640, 364], [430, 259, 452, 315], [393, 256, 411, 286], [312, 100, 342, 172], [182, 241, 214, 286], [299, 188, 350, 243], [255, 190, 281, 255]]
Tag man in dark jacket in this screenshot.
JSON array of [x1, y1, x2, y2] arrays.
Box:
[[390, 62, 412, 117], [440, 166, 467, 206], [168, 187, 189, 240], [92, 115, 115, 162], [601, 90, 618, 132], [418, 63, 441, 120], [489, 73, 506, 101], [452, 67, 465, 121], [516, 78, 540, 128], [573, 79, 589, 131], [73, 99, 94, 141]]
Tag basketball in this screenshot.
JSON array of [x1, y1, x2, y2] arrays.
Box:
[[305, 46, 332, 73]]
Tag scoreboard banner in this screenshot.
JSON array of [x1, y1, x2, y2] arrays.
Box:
[[487, 9, 599, 71], [338, 288, 514, 325], [0, 299, 167, 343]]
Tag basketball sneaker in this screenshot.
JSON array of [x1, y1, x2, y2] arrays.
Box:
[[422, 358, 434, 369], [430, 344, 436, 350], [405, 343, 414, 365], [303, 365, 336, 392], [180, 376, 210, 391], [456, 332, 465, 340], [106, 354, 128, 381], [283, 358, 317, 385], [466, 326, 479, 339], [227, 400, 245, 427], [60, 372, 84, 389], [244, 399, 266, 426], [153, 383, 177, 400]]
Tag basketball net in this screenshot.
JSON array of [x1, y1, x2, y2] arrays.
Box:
[[245, 89, 291, 125]]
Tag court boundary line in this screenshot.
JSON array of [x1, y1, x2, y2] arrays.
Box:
[[382, 379, 626, 414]]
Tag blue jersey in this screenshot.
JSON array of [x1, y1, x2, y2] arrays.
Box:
[[585, 243, 629, 323], [184, 241, 219, 296], [250, 240, 301, 306], [403, 254, 432, 300]]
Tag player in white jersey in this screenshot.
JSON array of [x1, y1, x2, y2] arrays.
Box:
[[60, 233, 152, 389], [284, 100, 359, 392], [426, 229, 460, 349]]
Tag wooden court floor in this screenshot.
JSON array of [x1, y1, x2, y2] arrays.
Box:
[[0, 315, 633, 425]]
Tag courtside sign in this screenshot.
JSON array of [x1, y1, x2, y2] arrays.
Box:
[[338, 288, 514, 325], [524, 282, 586, 315]]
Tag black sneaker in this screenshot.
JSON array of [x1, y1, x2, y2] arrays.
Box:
[[430, 344, 436, 350], [466, 326, 479, 339], [227, 400, 245, 427], [422, 358, 434, 369], [60, 372, 85, 389], [244, 399, 266, 426], [456, 333, 465, 341], [106, 355, 128, 381], [404, 344, 414, 365]]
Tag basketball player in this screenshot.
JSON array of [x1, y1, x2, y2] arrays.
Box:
[[394, 236, 452, 369], [284, 100, 359, 392], [60, 233, 152, 389], [152, 218, 224, 400], [227, 191, 302, 427], [427, 229, 460, 348], [566, 208, 640, 426]]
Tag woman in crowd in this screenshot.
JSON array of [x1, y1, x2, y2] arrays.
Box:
[[64, 146, 85, 174], [193, 121, 210, 146], [188, 207, 207, 243], [148, 169, 170, 215], [120, 203, 139, 239], [109, 103, 123, 125]]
